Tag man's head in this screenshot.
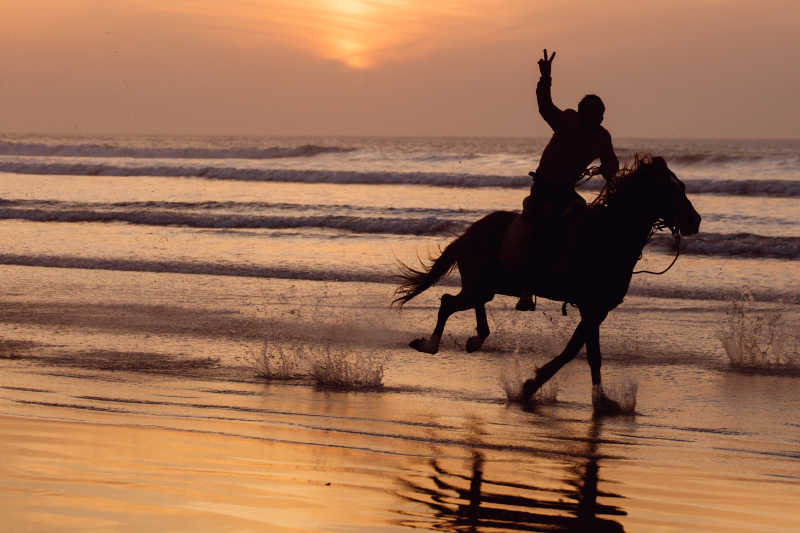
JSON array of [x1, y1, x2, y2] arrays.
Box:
[[578, 94, 605, 127]]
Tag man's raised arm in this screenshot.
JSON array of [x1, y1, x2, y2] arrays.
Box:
[[536, 49, 562, 131]]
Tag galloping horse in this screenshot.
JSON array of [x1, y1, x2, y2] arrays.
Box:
[[394, 156, 701, 406]]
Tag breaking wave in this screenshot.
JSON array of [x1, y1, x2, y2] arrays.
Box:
[[0, 253, 794, 303], [580, 178, 800, 198], [0, 161, 529, 188], [652, 232, 800, 260], [3, 160, 800, 197], [0, 141, 355, 159], [0, 199, 478, 218], [0, 205, 463, 236], [672, 179, 800, 198], [0, 199, 797, 258], [614, 148, 790, 166]]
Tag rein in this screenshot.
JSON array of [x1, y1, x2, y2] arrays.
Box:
[[633, 225, 681, 275], [581, 165, 682, 276], [574, 165, 600, 187]]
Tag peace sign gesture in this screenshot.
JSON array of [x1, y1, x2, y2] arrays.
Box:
[[538, 49, 556, 78]]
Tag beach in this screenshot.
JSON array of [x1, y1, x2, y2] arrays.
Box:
[[0, 134, 799, 532]]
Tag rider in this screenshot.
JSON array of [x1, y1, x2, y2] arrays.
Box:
[[517, 49, 619, 311]]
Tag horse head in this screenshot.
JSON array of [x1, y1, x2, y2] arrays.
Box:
[[639, 156, 701, 236]]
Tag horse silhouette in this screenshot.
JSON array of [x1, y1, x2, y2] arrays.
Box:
[[395, 156, 701, 407]]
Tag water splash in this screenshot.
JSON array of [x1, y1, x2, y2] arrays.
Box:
[[719, 292, 800, 371], [594, 381, 638, 415], [309, 345, 387, 390], [499, 355, 559, 404], [249, 338, 303, 380]]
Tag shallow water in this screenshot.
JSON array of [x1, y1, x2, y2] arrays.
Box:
[[0, 135, 798, 531], [0, 269, 798, 532]]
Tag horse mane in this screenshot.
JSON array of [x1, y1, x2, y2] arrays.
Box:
[[589, 154, 659, 210]]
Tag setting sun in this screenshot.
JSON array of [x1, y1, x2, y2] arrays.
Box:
[[1, 1, 799, 532]]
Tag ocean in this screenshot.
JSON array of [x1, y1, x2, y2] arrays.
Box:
[[0, 133, 798, 532]]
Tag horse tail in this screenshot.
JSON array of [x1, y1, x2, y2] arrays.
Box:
[[393, 210, 517, 307], [393, 241, 460, 307]]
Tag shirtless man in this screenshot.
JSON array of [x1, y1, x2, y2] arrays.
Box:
[[517, 49, 619, 311]]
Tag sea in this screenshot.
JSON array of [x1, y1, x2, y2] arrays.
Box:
[[0, 135, 798, 300], [0, 133, 798, 532]]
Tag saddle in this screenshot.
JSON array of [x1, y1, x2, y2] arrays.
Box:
[[500, 196, 587, 275]]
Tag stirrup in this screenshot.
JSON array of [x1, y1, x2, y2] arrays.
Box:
[[516, 295, 537, 311]]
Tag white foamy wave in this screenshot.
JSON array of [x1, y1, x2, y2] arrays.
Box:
[[410, 153, 480, 163], [669, 153, 770, 165], [0, 254, 389, 283], [2, 200, 798, 257], [0, 141, 355, 159], [0, 161, 529, 188], [577, 178, 800, 198], [651, 232, 800, 260], [0, 205, 465, 236], [0, 199, 479, 219], [682, 179, 800, 198], [614, 148, 781, 166], [5, 160, 797, 197]]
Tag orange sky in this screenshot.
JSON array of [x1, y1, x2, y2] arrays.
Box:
[[1, 0, 798, 137]]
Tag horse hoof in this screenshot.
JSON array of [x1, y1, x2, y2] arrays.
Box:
[[520, 378, 539, 406], [519, 378, 541, 411], [409, 338, 438, 354], [592, 387, 623, 416], [465, 336, 485, 353]]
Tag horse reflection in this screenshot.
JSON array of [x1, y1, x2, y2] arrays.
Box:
[[398, 420, 624, 532]]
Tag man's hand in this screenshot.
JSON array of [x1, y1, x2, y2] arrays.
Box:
[[538, 49, 556, 78]]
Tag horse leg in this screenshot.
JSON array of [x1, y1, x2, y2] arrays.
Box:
[[409, 292, 475, 354], [584, 310, 608, 387], [521, 319, 589, 403], [584, 314, 624, 414], [466, 303, 491, 353], [521, 309, 607, 404]]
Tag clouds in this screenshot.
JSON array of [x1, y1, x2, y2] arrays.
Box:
[[0, 0, 797, 137]]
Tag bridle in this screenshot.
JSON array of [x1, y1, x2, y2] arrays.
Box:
[[633, 224, 681, 276], [579, 165, 683, 276]]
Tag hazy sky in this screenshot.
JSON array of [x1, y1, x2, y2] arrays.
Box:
[[2, 0, 798, 138]]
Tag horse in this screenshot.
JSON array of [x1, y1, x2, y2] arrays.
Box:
[[394, 156, 701, 408]]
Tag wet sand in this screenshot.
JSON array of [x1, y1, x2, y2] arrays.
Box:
[[1, 265, 799, 532]]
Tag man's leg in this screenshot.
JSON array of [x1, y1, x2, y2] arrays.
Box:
[[516, 190, 538, 310]]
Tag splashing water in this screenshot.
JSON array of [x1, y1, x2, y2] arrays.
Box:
[[309, 345, 387, 390], [247, 282, 390, 390], [249, 338, 304, 380], [250, 338, 388, 390], [499, 355, 559, 404], [595, 381, 638, 415], [719, 293, 800, 371]]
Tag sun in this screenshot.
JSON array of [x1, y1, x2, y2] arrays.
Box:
[[331, 38, 371, 69], [314, 0, 381, 69], [327, 0, 371, 16]]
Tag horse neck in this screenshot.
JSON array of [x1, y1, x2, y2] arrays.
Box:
[[601, 186, 659, 264]]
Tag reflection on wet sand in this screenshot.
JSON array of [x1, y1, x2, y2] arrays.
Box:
[[397, 419, 625, 532]]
